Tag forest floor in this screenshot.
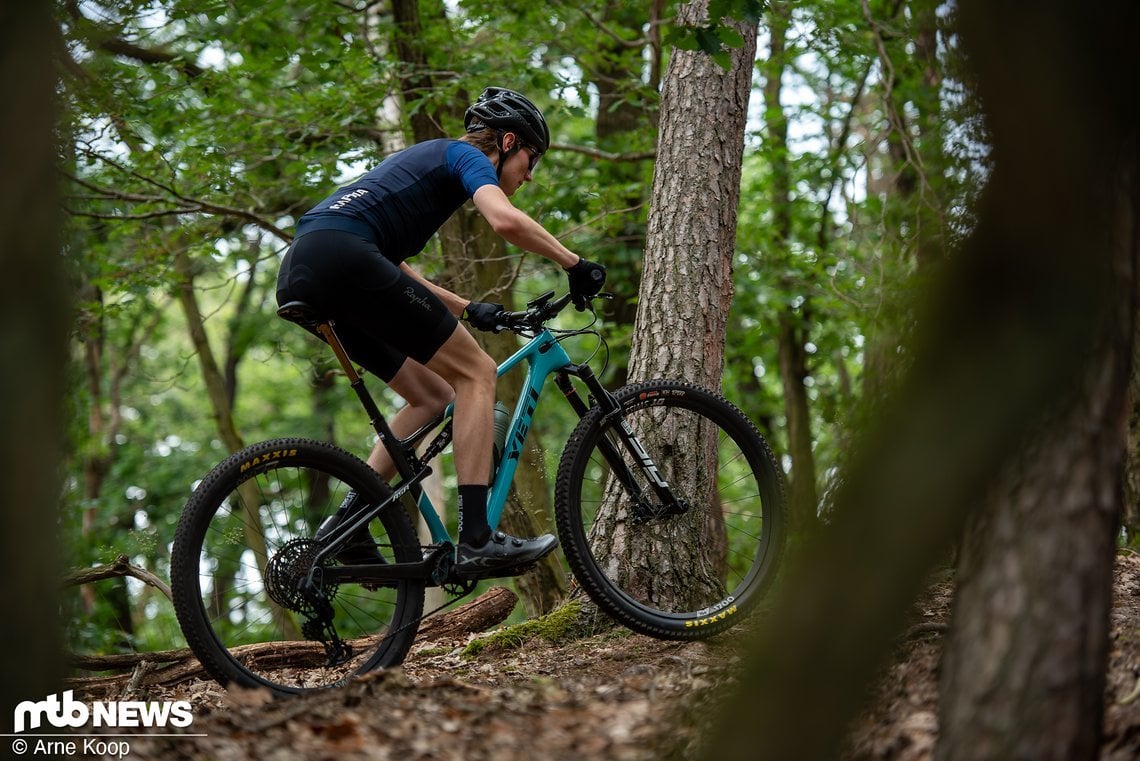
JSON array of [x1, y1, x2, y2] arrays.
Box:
[[70, 554, 1140, 761]]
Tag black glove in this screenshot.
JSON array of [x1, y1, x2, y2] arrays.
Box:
[[565, 258, 607, 309], [463, 301, 504, 332]]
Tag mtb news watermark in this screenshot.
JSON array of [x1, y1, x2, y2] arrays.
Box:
[[5, 690, 204, 758]]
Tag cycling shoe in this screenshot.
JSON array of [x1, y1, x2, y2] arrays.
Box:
[[455, 531, 558, 579]]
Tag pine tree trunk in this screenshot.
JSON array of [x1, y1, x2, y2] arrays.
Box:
[[619, 0, 757, 608], [629, 1, 755, 388], [937, 351, 1128, 759]]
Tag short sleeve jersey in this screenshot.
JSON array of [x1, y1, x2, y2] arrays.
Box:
[[296, 139, 499, 263]]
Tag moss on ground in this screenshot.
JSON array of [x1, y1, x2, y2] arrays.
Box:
[[463, 599, 586, 658]]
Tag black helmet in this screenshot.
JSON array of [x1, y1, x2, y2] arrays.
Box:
[[464, 87, 550, 154]]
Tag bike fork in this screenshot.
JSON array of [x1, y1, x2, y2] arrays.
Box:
[[557, 367, 686, 517]]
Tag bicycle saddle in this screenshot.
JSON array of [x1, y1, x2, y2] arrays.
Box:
[[277, 300, 326, 329]]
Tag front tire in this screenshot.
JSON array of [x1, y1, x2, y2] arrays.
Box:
[[555, 381, 786, 639]]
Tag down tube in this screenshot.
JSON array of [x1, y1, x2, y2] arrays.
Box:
[[487, 333, 574, 530]]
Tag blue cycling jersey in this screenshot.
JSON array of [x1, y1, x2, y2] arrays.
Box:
[[295, 139, 499, 263]]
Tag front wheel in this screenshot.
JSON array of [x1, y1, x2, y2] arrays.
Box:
[[555, 380, 786, 639], [170, 438, 425, 695]]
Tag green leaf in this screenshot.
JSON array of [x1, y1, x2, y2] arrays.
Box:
[[718, 26, 746, 49]]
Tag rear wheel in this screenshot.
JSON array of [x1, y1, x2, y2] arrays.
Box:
[[171, 438, 425, 695], [555, 381, 785, 638]]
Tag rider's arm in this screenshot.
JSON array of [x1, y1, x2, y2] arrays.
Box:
[[471, 185, 580, 270], [398, 262, 469, 316]]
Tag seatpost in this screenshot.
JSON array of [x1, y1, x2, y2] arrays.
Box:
[[314, 321, 420, 485]]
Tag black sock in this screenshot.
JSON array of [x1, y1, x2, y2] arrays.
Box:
[[457, 484, 491, 546]]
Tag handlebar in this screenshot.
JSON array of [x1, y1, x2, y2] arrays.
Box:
[[494, 290, 605, 335]]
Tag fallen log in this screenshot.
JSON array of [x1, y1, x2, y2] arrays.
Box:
[[66, 586, 519, 691], [414, 585, 518, 643]]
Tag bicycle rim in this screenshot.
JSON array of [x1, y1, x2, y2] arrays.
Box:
[[172, 439, 425, 694], [556, 382, 785, 638]]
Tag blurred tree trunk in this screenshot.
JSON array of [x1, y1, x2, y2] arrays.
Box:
[[700, 1, 1138, 760], [0, 1, 67, 728], [935, 3, 1137, 758]]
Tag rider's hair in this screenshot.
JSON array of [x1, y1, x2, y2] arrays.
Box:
[[458, 128, 501, 156]]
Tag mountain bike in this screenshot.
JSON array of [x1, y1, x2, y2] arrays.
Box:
[[170, 290, 786, 695]]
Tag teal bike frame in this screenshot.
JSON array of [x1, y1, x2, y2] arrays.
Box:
[[280, 290, 671, 584], [414, 325, 575, 544]]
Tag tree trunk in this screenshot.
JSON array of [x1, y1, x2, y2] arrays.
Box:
[[619, 0, 757, 607], [762, 2, 819, 532], [1126, 313, 1140, 545], [702, 1, 1138, 758], [172, 246, 245, 454], [0, 0, 67, 726], [629, 0, 756, 388], [937, 338, 1129, 759], [778, 306, 819, 532]]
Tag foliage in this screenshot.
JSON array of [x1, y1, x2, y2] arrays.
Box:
[[56, 0, 987, 657]]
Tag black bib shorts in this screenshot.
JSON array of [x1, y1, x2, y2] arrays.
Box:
[[276, 229, 459, 382]]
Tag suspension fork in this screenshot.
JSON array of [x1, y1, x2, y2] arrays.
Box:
[[557, 367, 685, 516]]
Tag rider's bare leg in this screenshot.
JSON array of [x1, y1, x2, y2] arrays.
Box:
[[365, 359, 455, 481]]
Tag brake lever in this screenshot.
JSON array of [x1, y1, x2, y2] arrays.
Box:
[[574, 291, 614, 312]]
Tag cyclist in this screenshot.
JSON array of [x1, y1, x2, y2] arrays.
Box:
[[276, 86, 606, 578]]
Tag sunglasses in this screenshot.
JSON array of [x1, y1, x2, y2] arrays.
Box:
[[521, 144, 542, 173]]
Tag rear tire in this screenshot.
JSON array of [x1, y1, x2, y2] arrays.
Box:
[[171, 438, 425, 695], [555, 380, 785, 639]]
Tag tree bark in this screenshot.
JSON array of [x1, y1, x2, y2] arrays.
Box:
[[938, 336, 1130, 759], [617, 0, 757, 607], [629, 0, 756, 388]]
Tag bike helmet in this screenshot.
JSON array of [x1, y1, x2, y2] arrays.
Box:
[[464, 87, 550, 154]]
